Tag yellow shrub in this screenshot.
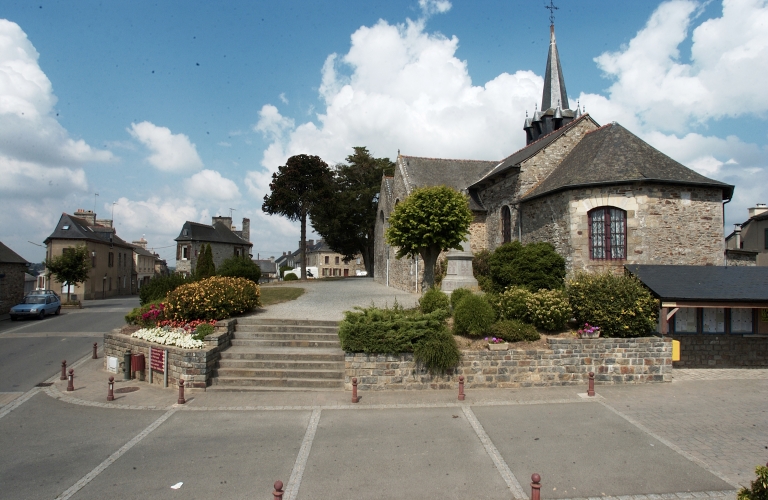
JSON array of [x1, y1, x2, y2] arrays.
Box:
[[164, 276, 261, 321]]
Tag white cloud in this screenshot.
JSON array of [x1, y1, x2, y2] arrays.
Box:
[[418, 0, 452, 17], [128, 121, 204, 172], [279, 92, 288, 104], [0, 155, 88, 197], [217, 141, 232, 147], [253, 104, 295, 141], [183, 169, 240, 201]]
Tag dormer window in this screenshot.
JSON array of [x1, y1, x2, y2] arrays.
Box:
[[183, 229, 189, 236], [62, 225, 70, 230]]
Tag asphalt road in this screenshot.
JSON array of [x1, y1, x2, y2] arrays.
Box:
[[0, 297, 138, 391]]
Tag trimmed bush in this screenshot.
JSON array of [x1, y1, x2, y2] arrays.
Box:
[[496, 286, 533, 321], [488, 241, 566, 292], [526, 289, 571, 332], [489, 319, 540, 342], [414, 328, 461, 375], [218, 255, 261, 283], [192, 322, 215, 341], [420, 287, 449, 314], [450, 287, 473, 310], [283, 273, 299, 281], [139, 274, 192, 305], [568, 272, 659, 338], [165, 276, 261, 321], [453, 294, 496, 337], [738, 464, 768, 500]]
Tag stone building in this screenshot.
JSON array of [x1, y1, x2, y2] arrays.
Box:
[[174, 216, 252, 276], [44, 211, 135, 300], [725, 204, 768, 266], [0, 242, 29, 316], [304, 239, 366, 278], [374, 23, 734, 292]]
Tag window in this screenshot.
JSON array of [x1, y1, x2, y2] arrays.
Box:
[[91, 252, 97, 268], [344, 269, 349, 277], [181, 246, 189, 260], [730, 308, 753, 333], [63, 247, 73, 255], [324, 256, 329, 264], [335, 256, 340, 264], [702, 308, 725, 333], [501, 206, 511, 244], [108, 252, 114, 267], [118, 253, 121, 267], [588, 207, 626, 260], [322, 268, 328, 276], [674, 308, 698, 333]]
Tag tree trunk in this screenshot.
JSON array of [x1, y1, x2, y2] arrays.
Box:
[[66, 282, 71, 303], [300, 207, 307, 280], [419, 245, 441, 291], [362, 242, 374, 277]]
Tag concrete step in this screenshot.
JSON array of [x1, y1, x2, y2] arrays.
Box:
[[234, 324, 338, 334], [230, 339, 341, 348], [217, 359, 344, 370], [237, 318, 339, 327], [220, 349, 344, 362], [205, 385, 341, 393], [232, 332, 339, 341], [211, 376, 344, 389], [214, 367, 344, 379]]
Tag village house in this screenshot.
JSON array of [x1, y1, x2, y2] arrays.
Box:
[[0, 242, 29, 316], [304, 239, 366, 278], [174, 216, 252, 276], [374, 23, 734, 293], [725, 204, 767, 266]]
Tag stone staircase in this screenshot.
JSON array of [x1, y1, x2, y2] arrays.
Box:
[[209, 318, 345, 391]]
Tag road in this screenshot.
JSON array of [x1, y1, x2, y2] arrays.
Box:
[[0, 297, 138, 392]]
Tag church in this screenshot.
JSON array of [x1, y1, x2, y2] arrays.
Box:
[[373, 23, 734, 293]]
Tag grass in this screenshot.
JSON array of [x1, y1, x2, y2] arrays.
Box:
[[260, 287, 305, 306]]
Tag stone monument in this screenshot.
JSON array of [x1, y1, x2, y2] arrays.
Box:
[[440, 236, 477, 293]]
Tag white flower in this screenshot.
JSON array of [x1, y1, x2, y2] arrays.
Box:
[[131, 327, 204, 349]]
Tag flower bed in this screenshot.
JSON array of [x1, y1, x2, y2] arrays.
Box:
[[131, 327, 205, 349]]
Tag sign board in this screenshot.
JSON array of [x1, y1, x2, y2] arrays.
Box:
[[106, 356, 118, 374], [150, 349, 165, 372]]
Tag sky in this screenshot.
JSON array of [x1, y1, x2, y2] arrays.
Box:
[[1, 0, 766, 265]]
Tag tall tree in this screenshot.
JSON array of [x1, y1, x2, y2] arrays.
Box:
[[44, 244, 90, 302], [195, 243, 215, 280], [310, 147, 395, 276], [262, 154, 333, 280], [385, 186, 473, 290]]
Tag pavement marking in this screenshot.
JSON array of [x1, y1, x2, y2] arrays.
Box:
[[284, 408, 321, 500], [554, 492, 737, 500], [0, 388, 41, 420], [462, 405, 528, 500], [54, 408, 177, 500], [597, 400, 739, 489]]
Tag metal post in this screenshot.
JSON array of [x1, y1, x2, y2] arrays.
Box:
[[177, 379, 185, 405], [458, 375, 465, 401], [149, 347, 153, 384], [273, 480, 284, 500], [60, 360, 67, 380], [531, 473, 541, 500], [588, 372, 595, 397], [123, 350, 131, 381], [92, 342, 98, 359], [107, 376, 114, 401], [67, 368, 74, 392], [163, 350, 168, 388], [351, 378, 359, 403]]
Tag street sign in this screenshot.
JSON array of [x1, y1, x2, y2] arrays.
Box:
[[150, 349, 164, 372]]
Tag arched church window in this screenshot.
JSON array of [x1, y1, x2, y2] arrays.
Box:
[[588, 207, 626, 260], [501, 206, 512, 244]]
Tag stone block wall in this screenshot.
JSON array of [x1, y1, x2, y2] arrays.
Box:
[[0, 262, 27, 316], [345, 336, 671, 390], [103, 319, 236, 389], [671, 334, 768, 368]]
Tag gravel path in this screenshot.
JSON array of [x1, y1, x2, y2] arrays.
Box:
[[254, 278, 419, 321]]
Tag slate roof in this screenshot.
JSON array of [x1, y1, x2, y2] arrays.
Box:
[[254, 260, 277, 274], [174, 221, 252, 247], [130, 244, 156, 258], [625, 265, 768, 302], [0, 241, 28, 264], [44, 213, 133, 249], [399, 155, 497, 211], [469, 114, 597, 189], [521, 123, 735, 201]]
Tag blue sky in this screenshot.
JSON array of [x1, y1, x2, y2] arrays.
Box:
[[1, 0, 766, 264]]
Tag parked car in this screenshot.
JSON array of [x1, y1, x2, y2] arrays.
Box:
[[10, 291, 62, 320]]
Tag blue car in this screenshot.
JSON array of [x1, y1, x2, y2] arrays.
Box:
[[10, 291, 61, 320]]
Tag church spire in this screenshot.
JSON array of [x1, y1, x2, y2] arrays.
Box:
[[541, 24, 569, 112]]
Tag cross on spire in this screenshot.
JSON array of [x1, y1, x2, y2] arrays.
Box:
[[545, 0, 558, 25]]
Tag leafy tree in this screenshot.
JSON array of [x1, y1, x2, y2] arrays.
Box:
[[218, 255, 262, 283], [310, 147, 395, 276], [195, 244, 215, 280], [44, 244, 90, 302], [489, 241, 565, 292], [262, 154, 333, 280], [385, 185, 472, 290], [279, 265, 293, 279]]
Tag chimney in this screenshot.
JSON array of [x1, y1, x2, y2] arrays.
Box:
[[734, 224, 742, 249], [283, 251, 286, 256], [270, 256, 275, 262], [74, 209, 96, 226], [132, 237, 148, 249], [241, 218, 250, 242], [212, 216, 233, 229], [308, 239, 314, 247], [748, 203, 768, 218]]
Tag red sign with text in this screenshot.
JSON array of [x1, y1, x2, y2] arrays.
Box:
[[150, 349, 164, 372]]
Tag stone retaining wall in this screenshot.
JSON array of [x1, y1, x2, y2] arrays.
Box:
[[345, 336, 671, 390], [672, 334, 768, 368], [103, 319, 236, 390]]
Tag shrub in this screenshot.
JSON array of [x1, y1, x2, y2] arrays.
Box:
[[488, 319, 540, 342], [419, 287, 449, 314], [414, 328, 461, 375], [526, 289, 571, 332], [472, 249, 493, 292], [193, 322, 215, 341], [488, 241, 565, 292], [283, 273, 299, 281], [279, 265, 293, 278], [496, 286, 533, 321], [164, 276, 261, 321], [125, 301, 165, 327], [738, 464, 768, 500], [568, 272, 659, 338], [195, 243, 215, 280], [450, 287, 473, 310], [453, 294, 496, 337], [139, 274, 193, 305], [218, 255, 262, 283]]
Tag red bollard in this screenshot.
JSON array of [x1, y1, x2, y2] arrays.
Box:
[[531, 473, 541, 500], [273, 480, 284, 500], [588, 371, 595, 397], [177, 379, 185, 405], [351, 377, 359, 403], [107, 376, 114, 401], [458, 375, 465, 401], [67, 368, 74, 392], [60, 360, 67, 381], [92, 342, 98, 359]]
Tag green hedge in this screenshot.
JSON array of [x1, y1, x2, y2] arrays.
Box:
[[419, 287, 449, 314], [488, 319, 540, 342], [452, 294, 496, 337], [139, 274, 193, 305], [489, 241, 565, 292], [496, 286, 532, 321], [450, 288, 473, 310], [526, 289, 571, 332]]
